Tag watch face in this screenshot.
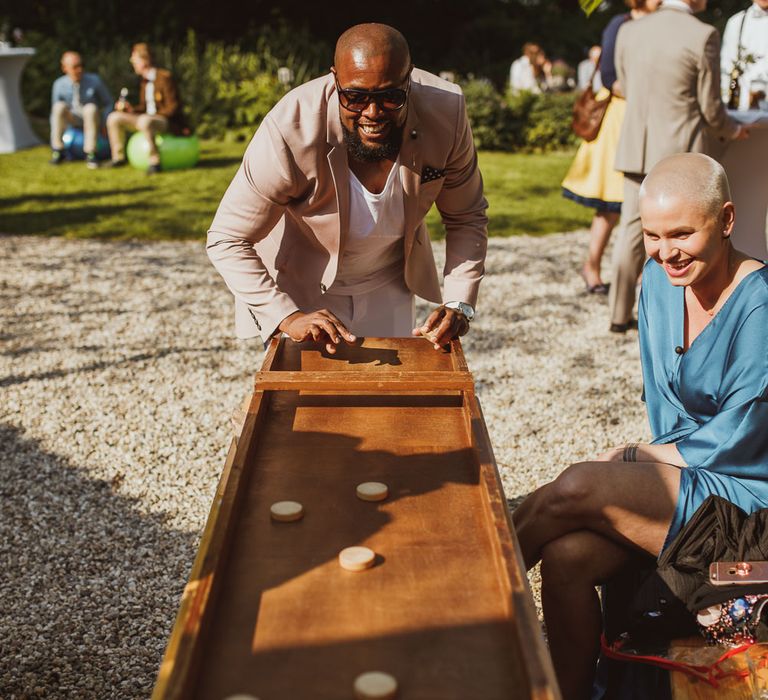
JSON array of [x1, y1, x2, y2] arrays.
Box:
[[447, 302, 474, 320], [459, 301, 475, 321]]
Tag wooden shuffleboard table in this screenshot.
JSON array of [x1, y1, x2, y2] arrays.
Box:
[[152, 337, 560, 700]]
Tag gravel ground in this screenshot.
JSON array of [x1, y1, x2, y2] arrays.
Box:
[[0, 233, 650, 698]]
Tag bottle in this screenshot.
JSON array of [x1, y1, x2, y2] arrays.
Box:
[[116, 87, 128, 112], [727, 69, 741, 110]]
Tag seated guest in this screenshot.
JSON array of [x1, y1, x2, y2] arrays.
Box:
[[50, 51, 112, 169], [510, 42, 543, 93], [513, 152, 768, 699], [106, 42, 185, 174]]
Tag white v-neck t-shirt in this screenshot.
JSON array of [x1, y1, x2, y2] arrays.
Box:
[[328, 158, 406, 296]]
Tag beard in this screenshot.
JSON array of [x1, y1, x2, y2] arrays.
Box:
[[341, 119, 404, 162]]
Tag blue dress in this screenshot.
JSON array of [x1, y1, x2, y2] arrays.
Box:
[[638, 259, 768, 550]]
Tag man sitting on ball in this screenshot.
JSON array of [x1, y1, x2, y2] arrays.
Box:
[[106, 43, 186, 175]]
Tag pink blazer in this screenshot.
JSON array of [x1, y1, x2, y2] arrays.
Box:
[[207, 68, 489, 340]]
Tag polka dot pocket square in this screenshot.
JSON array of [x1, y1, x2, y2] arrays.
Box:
[[420, 166, 446, 184]]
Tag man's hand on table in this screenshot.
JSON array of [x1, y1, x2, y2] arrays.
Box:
[[412, 304, 471, 350], [278, 310, 356, 354]]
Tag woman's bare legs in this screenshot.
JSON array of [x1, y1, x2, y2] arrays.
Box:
[[512, 460, 680, 569], [514, 461, 679, 698], [582, 210, 620, 289], [540, 530, 639, 700]]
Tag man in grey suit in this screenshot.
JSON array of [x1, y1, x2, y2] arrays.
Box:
[[608, 0, 748, 332]]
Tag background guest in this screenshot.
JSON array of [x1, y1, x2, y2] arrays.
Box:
[[561, 0, 660, 294], [577, 45, 603, 93], [720, 0, 768, 110], [49, 51, 112, 169], [532, 49, 555, 92], [510, 42, 543, 93], [607, 0, 746, 333], [106, 43, 185, 174]]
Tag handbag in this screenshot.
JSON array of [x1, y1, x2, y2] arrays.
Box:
[[571, 58, 611, 142]]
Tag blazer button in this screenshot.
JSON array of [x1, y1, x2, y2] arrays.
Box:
[[320, 283, 327, 293]]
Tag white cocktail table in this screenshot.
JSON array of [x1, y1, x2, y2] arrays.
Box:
[[0, 47, 41, 153]]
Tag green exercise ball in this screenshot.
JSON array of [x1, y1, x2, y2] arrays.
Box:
[[126, 132, 200, 171]]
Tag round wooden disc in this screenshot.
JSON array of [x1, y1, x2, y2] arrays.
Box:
[[270, 500, 304, 522], [356, 482, 389, 502], [339, 546, 376, 572], [353, 671, 398, 699]]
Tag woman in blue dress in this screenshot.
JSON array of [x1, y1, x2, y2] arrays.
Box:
[[513, 152, 768, 699]]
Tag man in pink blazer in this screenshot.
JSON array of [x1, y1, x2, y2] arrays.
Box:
[[207, 23, 488, 352]]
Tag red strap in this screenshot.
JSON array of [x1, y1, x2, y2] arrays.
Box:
[[600, 634, 755, 688]]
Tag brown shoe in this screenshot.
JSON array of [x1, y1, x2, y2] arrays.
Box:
[[610, 319, 638, 333]]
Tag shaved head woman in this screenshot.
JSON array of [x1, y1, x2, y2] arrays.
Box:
[[513, 153, 768, 698]]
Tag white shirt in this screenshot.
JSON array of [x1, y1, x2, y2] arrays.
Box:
[[721, 3, 768, 110], [661, 0, 693, 13], [577, 58, 603, 92], [328, 159, 406, 296], [509, 55, 541, 94], [71, 81, 82, 116], [144, 68, 158, 115]]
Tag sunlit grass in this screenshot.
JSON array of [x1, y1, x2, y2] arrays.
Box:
[[0, 142, 591, 239]]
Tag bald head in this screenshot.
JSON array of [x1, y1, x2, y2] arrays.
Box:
[[640, 153, 731, 220], [61, 51, 81, 66], [334, 23, 411, 77], [60, 51, 83, 81]]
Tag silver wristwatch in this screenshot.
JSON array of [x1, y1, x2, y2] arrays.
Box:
[[444, 301, 475, 322]]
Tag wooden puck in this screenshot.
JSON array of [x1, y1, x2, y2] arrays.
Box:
[[356, 482, 389, 502], [354, 671, 398, 699], [339, 546, 376, 572], [270, 500, 304, 522]]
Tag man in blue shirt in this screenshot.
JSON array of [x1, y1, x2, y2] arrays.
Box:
[[50, 51, 112, 169]]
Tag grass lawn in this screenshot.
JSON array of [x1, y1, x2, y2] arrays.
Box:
[[0, 142, 591, 240]]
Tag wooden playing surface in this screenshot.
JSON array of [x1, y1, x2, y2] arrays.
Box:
[[153, 338, 559, 700]]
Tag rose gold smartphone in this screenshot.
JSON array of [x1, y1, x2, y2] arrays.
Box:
[[709, 561, 768, 585]]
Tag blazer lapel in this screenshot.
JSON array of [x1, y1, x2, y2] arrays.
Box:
[[325, 89, 349, 281], [399, 100, 422, 257]]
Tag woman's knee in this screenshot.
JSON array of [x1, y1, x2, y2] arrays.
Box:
[[542, 462, 599, 520], [540, 532, 597, 585], [541, 530, 630, 587]]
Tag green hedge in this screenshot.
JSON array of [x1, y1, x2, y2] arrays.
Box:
[[462, 78, 578, 152], [21, 33, 577, 151], [20, 29, 317, 141]]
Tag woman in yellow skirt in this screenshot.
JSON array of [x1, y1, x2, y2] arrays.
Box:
[[562, 0, 659, 294]]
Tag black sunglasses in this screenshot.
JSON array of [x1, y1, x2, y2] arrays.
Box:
[[335, 77, 410, 113]]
